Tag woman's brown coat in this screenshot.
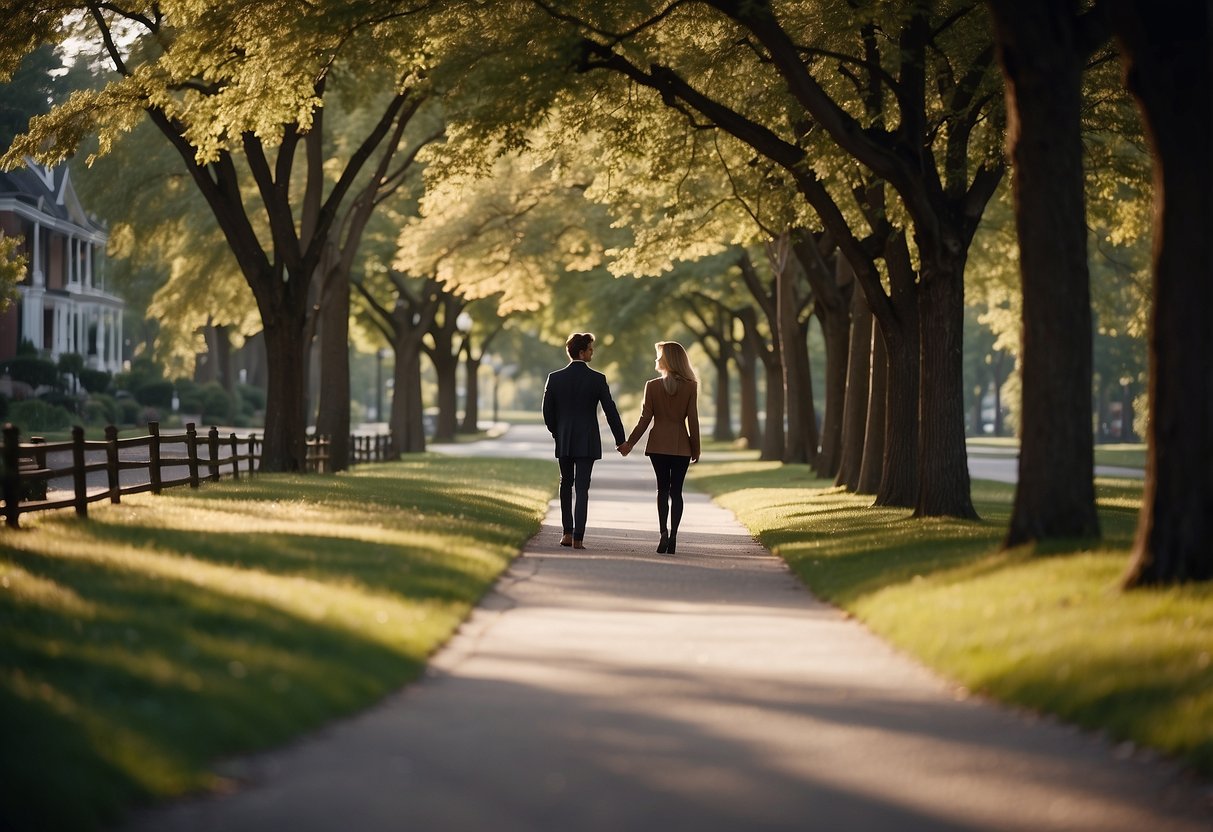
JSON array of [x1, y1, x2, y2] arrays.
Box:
[[626, 377, 701, 459]]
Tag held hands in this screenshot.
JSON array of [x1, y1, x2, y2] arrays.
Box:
[[617, 442, 632, 457]]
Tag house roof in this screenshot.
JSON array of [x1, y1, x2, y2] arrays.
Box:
[[0, 160, 106, 234]]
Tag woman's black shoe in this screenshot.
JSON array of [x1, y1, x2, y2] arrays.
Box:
[[656, 533, 669, 554], [666, 536, 677, 555]]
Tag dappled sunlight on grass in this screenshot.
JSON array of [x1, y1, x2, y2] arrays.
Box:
[[691, 460, 1213, 778], [0, 455, 554, 830]]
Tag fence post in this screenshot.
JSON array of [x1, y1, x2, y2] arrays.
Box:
[[229, 433, 240, 480], [248, 433, 258, 475], [71, 425, 88, 518], [148, 421, 163, 494], [207, 426, 220, 482], [2, 424, 19, 528], [186, 423, 200, 488], [105, 425, 121, 504]]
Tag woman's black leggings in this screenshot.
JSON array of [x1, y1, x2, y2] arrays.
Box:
[[649, 453, 691, 536]]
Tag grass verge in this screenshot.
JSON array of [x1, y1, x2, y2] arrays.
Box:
[[0, 454, 554, 830], [690, 461, 1213, 778]]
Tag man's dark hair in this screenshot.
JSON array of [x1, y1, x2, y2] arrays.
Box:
[[566, 332, 595, 360]]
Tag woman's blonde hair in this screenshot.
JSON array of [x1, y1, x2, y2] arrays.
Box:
[[656, 341, 697, 394]]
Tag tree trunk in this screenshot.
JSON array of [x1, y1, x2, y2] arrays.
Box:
[[390, 337, 426, 455], [461, 353, 482, 433], [431, 348, 458, 442], [737, 256, 783, 460], [793, 231, 851, 480], [763, 360, 785, 462], [915, 253, 979, 519], [874, 232, 920, 508], [969, 380, 984, 438], [777, 256, 813, 465], [315, 262, 351, 471], [879, 327, 919, 508], [736, 323, 761, 449], [857, 322, 887, 495], [260, 313, 308, 472], [836, 285, 872, 490], [1121, 380, 1135, 442], [711, 353, 733, 441], [816, 297, 850, 479], [991, 0, 1099, 542], [199, 325, 233, 392], [992, 351, 1008, 437], [1116, 0, 1212, 586]]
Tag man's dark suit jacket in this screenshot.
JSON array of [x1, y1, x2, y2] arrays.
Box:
[[542, 360, 627, 459]]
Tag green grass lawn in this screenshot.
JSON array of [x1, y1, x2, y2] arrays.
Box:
[[691, 461, 1213, 778], [0, 455, 554, 830]]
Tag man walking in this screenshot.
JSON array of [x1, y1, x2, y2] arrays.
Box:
[[542, 332, 628, 549]]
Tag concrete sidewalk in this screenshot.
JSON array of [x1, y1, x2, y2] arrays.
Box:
[[126, 431, 1210, 831]]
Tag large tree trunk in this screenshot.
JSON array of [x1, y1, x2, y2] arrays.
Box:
[[992, 351, 1008, 437], [793, 231, 851, 479], [199, 324, 233, 392], [260, 312, 309, 472], [879, 327, 919, 508], [857, 323, 887, 495], [915, 251, 979, 519], [836, 285, 872, 490], [461, 353, 482, 433], [711, 352, 733, 441], [776, 253, 814, 465], [816, 297, 850, 479], [736, 323, 761, 449], [991, 0, 1099, 543], [874, 233, 920, 508], [738, 255, 784, 460], [763, 360, 786, 462], [1117, 0, 1212, 586], [431, 348, 459, 442], [391, 337, 426, 455], [315, 261, 351, 471]]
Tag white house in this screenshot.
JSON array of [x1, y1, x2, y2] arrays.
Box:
[[0, 158, 124, 373]]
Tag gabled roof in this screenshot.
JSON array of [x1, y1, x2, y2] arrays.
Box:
[[0, 158, 106, 234]]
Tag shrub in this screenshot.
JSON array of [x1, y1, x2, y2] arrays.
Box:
[[78, 368, 112, 394], [134, 380, 174, 410], [198, 382, 234, 424], [8, 399, 73, 433], [37, 390, 79, 414], [117, 397, 143, 425], [114, 357, 169, 402], [1, 355, 60, 389], [57, 352, 85, 379], [237, 383, 266, 413], [85, 394, 119, 426], [175, 379, 202, 414]]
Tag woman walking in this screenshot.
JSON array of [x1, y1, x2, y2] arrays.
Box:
[[621, 341, 701, 554]]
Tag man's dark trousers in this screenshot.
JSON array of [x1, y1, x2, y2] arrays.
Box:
[[558, 457, 595, 540]]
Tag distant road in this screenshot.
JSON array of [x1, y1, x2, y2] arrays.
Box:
[[966, 446, 1143, 484], [437, 426, 1146, 485], [35, 425, 1141, 498]]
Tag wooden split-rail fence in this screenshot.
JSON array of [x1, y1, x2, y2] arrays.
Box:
[[1, 421, 394, 529]]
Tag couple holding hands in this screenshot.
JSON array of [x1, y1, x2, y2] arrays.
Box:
[[542, 332, 701, 555]]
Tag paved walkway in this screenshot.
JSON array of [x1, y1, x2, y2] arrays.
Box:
[[126, 427, 1209, 831]]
